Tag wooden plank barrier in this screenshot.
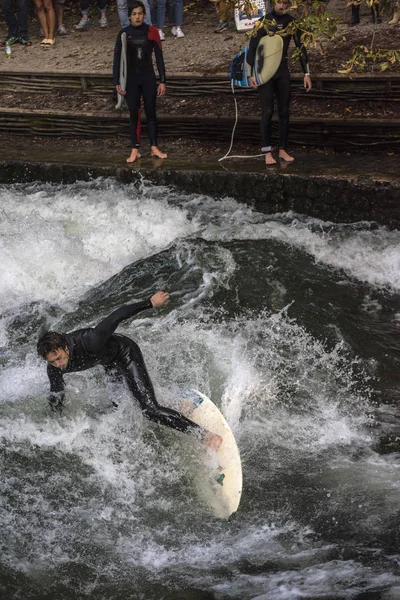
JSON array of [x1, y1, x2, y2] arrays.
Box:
[[0, 71, 399, 101], [0, 108, 399, 151]]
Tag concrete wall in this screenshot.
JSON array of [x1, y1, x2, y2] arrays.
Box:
[[2, 160, 399, 229]]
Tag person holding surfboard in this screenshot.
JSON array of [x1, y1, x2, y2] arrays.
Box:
[[113, 0, 167, 164], [37, 291, 222, 451], [247, 0, 312, 165]]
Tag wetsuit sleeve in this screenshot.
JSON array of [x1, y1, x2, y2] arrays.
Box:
[[87, 299, 153, 351], [47, 364, 65, 412], [113, 31, 123, 86], [246, 25, 267, 75], [293, 26, 310, 74], [148, 26, 166, 83]]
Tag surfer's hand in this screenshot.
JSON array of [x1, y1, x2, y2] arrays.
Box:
[[203, 431, 223, 451], [116, 84, 126, 97], [150, 290, 170, 308], [304, 75, 312, 91], [48, 395, 63, 414], [157, 83, 166, 96], [248, 76, 257, 89]]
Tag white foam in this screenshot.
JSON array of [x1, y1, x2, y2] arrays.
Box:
[[176, 193, 400, 290], [0, 180, 196, 310]]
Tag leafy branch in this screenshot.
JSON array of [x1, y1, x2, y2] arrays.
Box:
[[338, 46, 400, 74]]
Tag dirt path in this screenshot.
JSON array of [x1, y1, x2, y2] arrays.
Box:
[[0, 0, 398, 75]]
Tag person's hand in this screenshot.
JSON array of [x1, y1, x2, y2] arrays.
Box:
[[248, 76, 257, 89], [49, 394, 64, 414], [304, 75, 312, 91], [158, 83, 166, 96], [150, 290, 170, 308], [116, 84, 126, 97]]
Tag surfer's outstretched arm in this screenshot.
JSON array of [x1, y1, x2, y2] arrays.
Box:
[[87, 291, 169, 354]]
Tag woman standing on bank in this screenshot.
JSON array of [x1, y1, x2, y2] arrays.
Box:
[[113, 0, 167, 163]]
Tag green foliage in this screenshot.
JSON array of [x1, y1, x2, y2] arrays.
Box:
[[338, 46, 400, 74], [212, 0, 399, 74]]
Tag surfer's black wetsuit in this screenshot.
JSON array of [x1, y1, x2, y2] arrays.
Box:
[[113, 24, 166, 147], [247, 12, 309, 152], [46, 299, 201, 436]]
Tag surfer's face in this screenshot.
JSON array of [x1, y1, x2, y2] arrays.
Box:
[[130, 7, 145, 26], [274, 0, 290, 13], [45, 347, 70, 370]]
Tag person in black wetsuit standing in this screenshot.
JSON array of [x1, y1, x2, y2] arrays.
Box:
[[113, 0, 167, 164], [247, 0, 312, 165], [37, 291, 222, 450]]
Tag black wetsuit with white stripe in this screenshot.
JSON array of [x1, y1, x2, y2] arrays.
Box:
[[46, 299, 200, 436]]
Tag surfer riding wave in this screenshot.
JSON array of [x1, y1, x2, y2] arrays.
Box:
[[37, 291, 222, 451]]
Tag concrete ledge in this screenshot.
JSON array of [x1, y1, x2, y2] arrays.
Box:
[[2, 156, 399, 229]]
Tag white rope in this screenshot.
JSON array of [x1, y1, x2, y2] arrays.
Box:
[[218, 78, 263, 162]]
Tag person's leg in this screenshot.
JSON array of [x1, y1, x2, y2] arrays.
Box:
[[126, 79, 143, 162], [157, 0, 167, 32], [76, 0, 91, 28], [371, 2, 381, 22], [275, 68, 293, 161], [141, 0, 152, 24], [258, 79, 276, 164], [54, 0, 67, 33], [389, 0, 400, 22], [33, 0, 50, 40], [170, 0, 184, 35], [116, 0, 130, 27], [97, 0, 108, 27], [16, 0, 29, 38], [43, 0, 56, 41], [115, 338, 201, 436], [147, 0, 157, 27], [142, 75, 167, 158], [214, 0, 228, 32], [350, 3, 360, 25], [2, 0, 19, 38]]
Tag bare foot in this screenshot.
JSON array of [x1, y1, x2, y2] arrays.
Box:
[[202, 431, 223, 451], [126, 149, 141, 163], [279, 150, 295, 162], [265, 152, 277, 165], [151, 146, 167, 159]]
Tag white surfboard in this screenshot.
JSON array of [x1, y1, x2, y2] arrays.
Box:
[[230, 34, 283, 88], [115, 31, 127, 110], [178, 389, 242, 519], [254, 34, 283, 85]]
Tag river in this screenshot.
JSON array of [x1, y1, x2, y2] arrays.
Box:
[[1, 178, 399, 600]]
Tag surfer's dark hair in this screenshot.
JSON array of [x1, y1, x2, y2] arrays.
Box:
[[129, 0, 146, 14], [37, 331, 68, 359]]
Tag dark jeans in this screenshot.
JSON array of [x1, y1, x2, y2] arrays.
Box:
[[1, 0, 28, 38], [258, 63, 291, 151], [80, 0, 107, 13]]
